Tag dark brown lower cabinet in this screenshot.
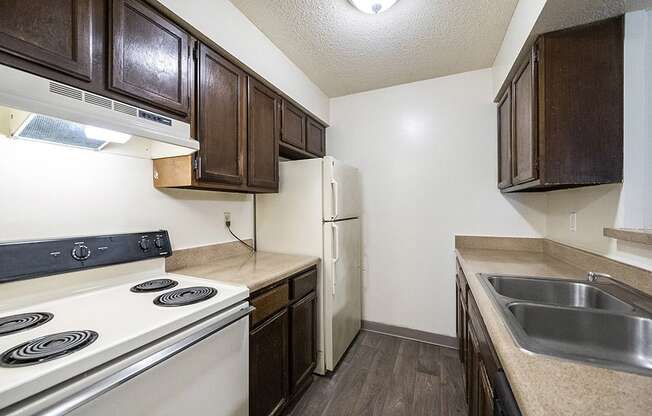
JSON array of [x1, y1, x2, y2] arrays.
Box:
[[467, 323, 481, 416], [250, 308, 289, 416], [478, 361, 494, 416], [456, 259, 510, 416], [249, 267, 318, 416], [456, 271, 467, 365], [289, 292, 317, 395]]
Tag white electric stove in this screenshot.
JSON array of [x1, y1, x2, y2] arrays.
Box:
[[0, 231, 250, 416]]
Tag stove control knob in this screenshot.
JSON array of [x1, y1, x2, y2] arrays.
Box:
[[139, 237, 151, 251], [154, 236, 164, 249], [71, 245, 91, 261]]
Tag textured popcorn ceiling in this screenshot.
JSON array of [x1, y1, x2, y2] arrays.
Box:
[[229, 0, 518, 97]]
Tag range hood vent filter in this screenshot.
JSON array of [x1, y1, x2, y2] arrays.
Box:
[[15, 114, 112, 150]]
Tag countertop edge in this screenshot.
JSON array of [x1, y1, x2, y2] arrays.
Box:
[[171, 253, 320, 294]]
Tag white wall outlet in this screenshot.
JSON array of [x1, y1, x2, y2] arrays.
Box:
[[569, 211, 577, 232], [224, 212, 231, 225]]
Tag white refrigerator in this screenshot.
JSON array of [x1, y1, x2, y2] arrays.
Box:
[[256, 156, 362, 374]]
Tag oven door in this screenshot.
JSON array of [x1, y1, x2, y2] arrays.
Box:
[[21, 303, 252, 416]]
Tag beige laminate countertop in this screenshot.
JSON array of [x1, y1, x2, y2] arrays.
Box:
[[456, 248, 652, 416], [170, 251, 319, 293]]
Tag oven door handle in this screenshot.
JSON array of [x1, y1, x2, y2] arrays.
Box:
[[36, 304, 255, 416]]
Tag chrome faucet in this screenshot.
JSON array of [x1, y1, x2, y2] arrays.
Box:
[[587, 271, 613, 282]]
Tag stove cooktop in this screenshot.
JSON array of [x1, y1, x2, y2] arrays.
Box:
[[1, 330, 98, 368], [154, 286, 218, 307], [0, 273, 247, 408], [130, 278, 179, 293], [0, 313, 53, 337]]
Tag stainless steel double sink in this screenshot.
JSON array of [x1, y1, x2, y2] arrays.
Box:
[[478, 274, 652, 377]]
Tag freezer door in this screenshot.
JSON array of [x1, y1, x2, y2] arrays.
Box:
[[323, 157, 361, 221], [323, 218, 362, 371]]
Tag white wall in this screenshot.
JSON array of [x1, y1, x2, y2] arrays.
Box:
[[0, 138, 252, 250], [0, 0, 330, 251], [491, 0, 547, 97], [159, 0, 330, 122], [328, 68, 547, 337], [545, 10, 652, 271]]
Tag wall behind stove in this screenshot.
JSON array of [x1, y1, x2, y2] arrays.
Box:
[[0, 137, 253, 250]]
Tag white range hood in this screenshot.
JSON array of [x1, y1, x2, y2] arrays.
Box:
[[0, 64, 198, 158]]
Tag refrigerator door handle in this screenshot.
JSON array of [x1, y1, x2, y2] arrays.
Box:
[[331, 178, 339, 220], [332, 223, 339, 296]]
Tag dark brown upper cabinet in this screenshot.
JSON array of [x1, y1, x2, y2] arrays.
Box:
[[110, 0, 190, 116], [497, 16, 623, 193], [0, 0, 92, 81], [306, 117, 326, 157], [279, 105, 327, 159], [247, 77, 280, 191], [196, 43, 246, 186], [497, 88, 512, 189], [281, 100, 306, 149], [511, 50, 538, 186], [0, 0, 327, 193]]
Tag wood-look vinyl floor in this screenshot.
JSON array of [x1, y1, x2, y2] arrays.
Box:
[[287, 330, 468, 416]]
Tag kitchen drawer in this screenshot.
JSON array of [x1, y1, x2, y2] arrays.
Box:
[[251, 283, 289, 327], [290, 268, 317, 301]]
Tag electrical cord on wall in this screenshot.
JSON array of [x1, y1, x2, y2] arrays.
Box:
[[226, 219, 255, 251]]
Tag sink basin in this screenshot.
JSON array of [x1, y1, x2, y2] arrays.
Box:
[[508, 303, 652, 375], [488, 276, 633, 313], [479, 273, 652, 376]]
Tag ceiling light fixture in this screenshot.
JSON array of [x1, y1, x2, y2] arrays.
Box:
[[348, 0, 399, 14]]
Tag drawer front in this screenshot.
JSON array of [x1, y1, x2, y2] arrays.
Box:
[[290, 268, 317, 301], [251, 283, 289, 327]]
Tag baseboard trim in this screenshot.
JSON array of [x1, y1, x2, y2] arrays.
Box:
[[361, 320, 458, 349]]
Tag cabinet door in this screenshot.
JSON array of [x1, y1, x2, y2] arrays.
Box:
[[306, 117, 326, 157], [289, 292, 317, 395], [456, 280, 465, 364], [467, 323, 480, 416], [281, 100, 306, 149], [110, 0, 189, 115], [478, 362, 494, 416], [497, 88, 512, 189], [511, 49, 538, 185], [0, 0, 92, 80], [196, 43, 246, 185], [247, 78, 280, 190], [250, 309, 289, 416]]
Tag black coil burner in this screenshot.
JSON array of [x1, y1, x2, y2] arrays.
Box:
[[130, 279, 179, 293], [1, 330, 98, 367], [154, 287, 217, 307], [0, 313, 53, 337]]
